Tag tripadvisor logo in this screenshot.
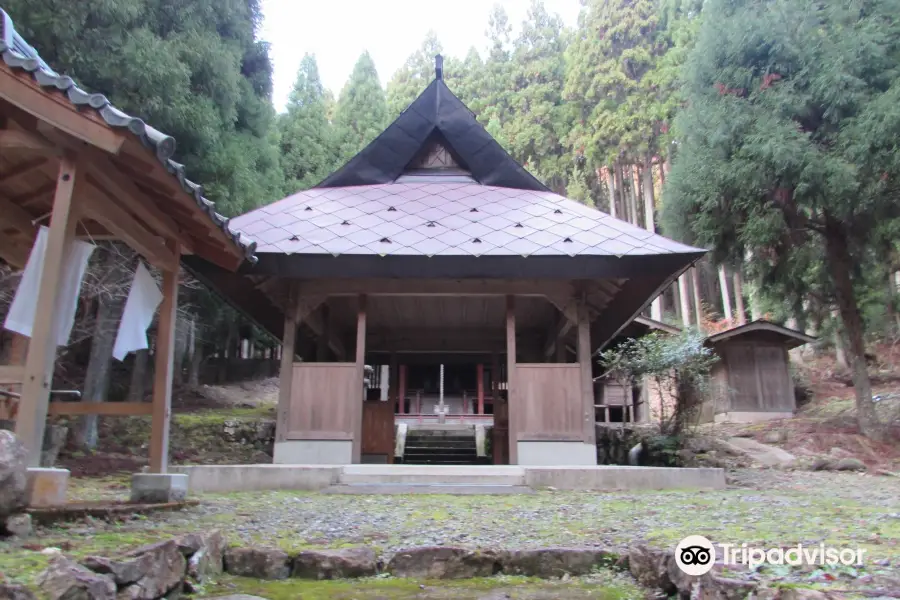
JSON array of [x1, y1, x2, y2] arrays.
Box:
[[675, 535, 868, 575], [675, 535, 716, 576]]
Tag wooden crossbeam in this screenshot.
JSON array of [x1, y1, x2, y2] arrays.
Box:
[[0, 157, 46, 185], [85, 150, 193, 253], [0, 194, 38, 235], [80, 185, 177, 270], [0, 129, 57, 154], [296, 279, 575, 297]]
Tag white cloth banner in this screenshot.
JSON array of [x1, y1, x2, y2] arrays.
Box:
[[4, 226, 95, 347], [112, 262, 162, 361]]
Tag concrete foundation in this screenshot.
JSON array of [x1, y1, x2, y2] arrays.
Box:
[[25, 467, 69, 507], [714, 411, 794, 423], [517, 441, 597, 466], [170, 465, 341, 493], [524, 465, 726, 491], [273, 440, 353, 464], [130, 473, 188, 503], [173, 463, 725, 493]]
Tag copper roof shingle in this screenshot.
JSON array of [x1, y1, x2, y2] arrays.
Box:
[[0, 9, 256, 264], [230, 179, 703, 258]]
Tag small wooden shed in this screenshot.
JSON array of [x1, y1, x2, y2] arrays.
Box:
[[702, 320, 815, 423]]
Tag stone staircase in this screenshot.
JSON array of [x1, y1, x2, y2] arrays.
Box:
[[402, 429, 481, 465], [322, 465, 533, 495]]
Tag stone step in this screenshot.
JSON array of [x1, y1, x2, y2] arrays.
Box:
[[339, 465, 526, 485], [404, 446, 477, 453], [321, 483, 535, 495]]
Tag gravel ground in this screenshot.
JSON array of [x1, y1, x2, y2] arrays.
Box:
[[3, 469, 898, 592]]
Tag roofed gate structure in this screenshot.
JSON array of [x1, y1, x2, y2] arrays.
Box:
[[188, 57, 705, 466]]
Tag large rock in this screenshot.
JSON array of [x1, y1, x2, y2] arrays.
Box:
[[186, 531, 226, 583], [778, 589, 828, 600], [3, 513, 32, 538], [81, 554, 153, 587], [224, 547, 291, 580], [292, 547, 378, 580], [628, 545, 675, 594], [37, 556, 117, 600], [502, 548, 616, 578], [0, 584, 36, 600], [387, 547, 501, 579], [832, 457, 866, 472], [698, 574, 757, 600], [0, 431, 27, 520], [114, 540, 187, 600]]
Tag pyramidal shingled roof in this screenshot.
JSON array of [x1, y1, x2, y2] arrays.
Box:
[[317, 56, 549, 192]]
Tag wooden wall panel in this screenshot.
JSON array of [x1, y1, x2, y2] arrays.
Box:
[[755, 345, 793, 411], [515, 364, 583, 441], [361, 400, 394, 461], [287, 363, 359, 439], [723, 344, 759, 411]]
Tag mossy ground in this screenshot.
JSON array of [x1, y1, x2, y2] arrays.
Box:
[[200, 572, 643, 600]]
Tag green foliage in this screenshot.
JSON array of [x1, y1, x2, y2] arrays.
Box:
[[334, 51, 389, 163], [386, 31, 443, 117], [278, 54, 341, 191], [4, 0, 284, 217], [600, 329, 718, 433]]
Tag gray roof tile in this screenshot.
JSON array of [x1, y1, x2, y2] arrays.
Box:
[[230, 181, 704, 258]]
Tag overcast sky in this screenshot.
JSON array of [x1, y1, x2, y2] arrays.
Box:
[[260, 0, 582, 113]]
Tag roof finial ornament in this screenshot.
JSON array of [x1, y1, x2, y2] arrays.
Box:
[[435, 54, 443, 80]]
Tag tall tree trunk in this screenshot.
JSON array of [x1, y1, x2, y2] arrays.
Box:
[[692, 268, 703, 327], [732, 271, 747, 325], [678, 274, 692, 328], [614, 162, 626, 220], [641, 157, 663, 322], [127, 349, 149, 402], [78, 295, 123, 450], [823, 220, 884, 441], [605, 166, 617, 219], [629, 165, 640, 226], [188, 344, 203, 388], [718, 266, 733, 322]]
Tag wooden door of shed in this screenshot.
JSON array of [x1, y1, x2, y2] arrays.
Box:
[[361, 400, 394, 463], [755, 345, 793, 411]]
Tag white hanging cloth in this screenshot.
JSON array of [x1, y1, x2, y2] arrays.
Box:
[[113, 262, 163, 361], [4, 226, 95, 346]]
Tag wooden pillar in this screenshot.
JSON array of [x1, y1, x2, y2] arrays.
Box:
[[148, 241, 181, 474], [15, 155, 81, 467], [577, 303, 596, 446], [505, 295, 517, 464], [352, 294, 367, 463], [398, 364, 407, 415], [476, 363, 485, 415], [275, 291, 297, 445]]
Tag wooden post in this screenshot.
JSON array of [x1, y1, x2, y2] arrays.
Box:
[[352, 294, 367, 463], [476, 363, 485, 415], [398, 364, 407, 414], [505, 295, 517, 465], [275, 299, 297, 447], [577, 303, 596, 446], [149, 240, 181, 474], [15, 155, 81, 467]]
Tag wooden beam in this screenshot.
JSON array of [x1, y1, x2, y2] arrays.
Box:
[[506, 295, 518, 465], [0, 366, 23, 384], [148, 240, 181, 473], [352, 294, 367, 463], [296, 279, 575, 297], [15, 154, 81, 466], [577, 302, 596, 446], [0, 66, 126, 154], [0, 157, 46, 185], [85, 153, 192, 252], [80, 185, 177, 270], [0, 129, 57, 154], [543, 311, 575, 358], [0, 194, 38, 236], [0, 239, 30, 269], [48, 402, 152, 416], [275, 283, 298, 444]]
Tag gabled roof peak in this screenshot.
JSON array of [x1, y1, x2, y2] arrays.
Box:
[[316, 70, 549, 192]]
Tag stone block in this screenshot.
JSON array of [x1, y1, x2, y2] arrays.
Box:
[[130, 473, 188, 504], [25, 467, 69, 507]]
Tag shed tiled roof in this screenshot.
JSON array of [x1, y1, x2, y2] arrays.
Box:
[[230, 179, 703, 258], [0, 9, 256, 264]]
